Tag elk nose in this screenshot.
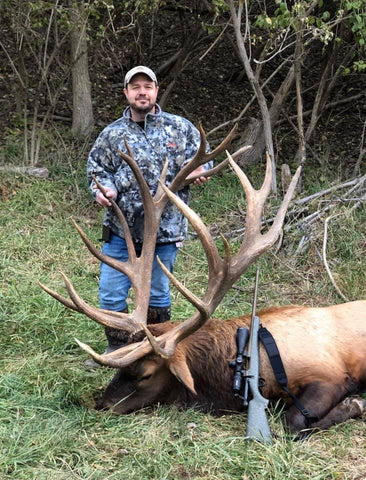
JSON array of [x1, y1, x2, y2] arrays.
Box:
[[95, 397, 110, 411]]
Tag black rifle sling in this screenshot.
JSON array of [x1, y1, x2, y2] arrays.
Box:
[[258, 326, 318, 424]]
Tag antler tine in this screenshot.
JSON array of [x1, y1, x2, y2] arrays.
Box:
[[39, 280, 130, 320], [60, 272, 139, 331], [139, 323, 171, 359], [228, 150, 272, 247], [39, 274, 139, 332], [155, 157, 170, 201], [91, 175, 135, 259], [118, 137, 156, 222], [156, 256, 211, 321], [192, 144, 252, 183], [38, 281, 80, 312], [228, 152, 301, 278], [159, 179, 224, 275], [71, 217, 134, 279], [75, 319, 171, 367], [169, 123, 238, 193], [196, 122, 238, 165], [75, 338, 149, 368], [85, 337, 158, 367]]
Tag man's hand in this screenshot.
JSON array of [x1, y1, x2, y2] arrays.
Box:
[[186, 165, 211, 186], [93, 185, 117, 207]]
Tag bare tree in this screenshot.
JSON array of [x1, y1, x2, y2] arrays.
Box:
[[69, 0, 94, 136], [228, 0, 277, 192], [219, 0, 364, 179], [1, 0, 70, 166]]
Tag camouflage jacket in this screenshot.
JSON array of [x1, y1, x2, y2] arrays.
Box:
[[87, 104, 211, 243]]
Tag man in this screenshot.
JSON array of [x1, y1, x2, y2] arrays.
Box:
[[86, 66, 210, 363]]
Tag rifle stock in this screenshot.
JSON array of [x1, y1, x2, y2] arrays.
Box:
[[244, 268, 272, 443], [247, 393, 271, 442], [245, 315, 271, 443]]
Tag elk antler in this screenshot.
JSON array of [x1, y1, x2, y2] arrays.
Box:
[[40, 124, 239, 341], [70, 149, 300, 367]]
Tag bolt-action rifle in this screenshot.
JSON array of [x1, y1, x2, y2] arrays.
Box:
[[231, 267, 272, 443]]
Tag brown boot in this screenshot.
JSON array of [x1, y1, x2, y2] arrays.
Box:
[[84, 307, 129, 369], [104, 306, 130, 352], [147, 306, 171, 324]]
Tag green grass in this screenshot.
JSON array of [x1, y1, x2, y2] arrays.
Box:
[[0, 149, 365, 479]]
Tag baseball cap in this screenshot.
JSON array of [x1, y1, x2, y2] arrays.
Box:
[[124, 66, 158, 87]]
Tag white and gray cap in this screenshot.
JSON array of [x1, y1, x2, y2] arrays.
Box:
[[124, 66, 158, 87]]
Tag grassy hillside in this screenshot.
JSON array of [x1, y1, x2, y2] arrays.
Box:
[[0, 149, 365, 479]]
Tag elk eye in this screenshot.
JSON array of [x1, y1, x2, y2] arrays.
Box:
[[139, 374, 152, 381]]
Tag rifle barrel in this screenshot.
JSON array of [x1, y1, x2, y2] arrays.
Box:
[[251, 267, 260, 320]]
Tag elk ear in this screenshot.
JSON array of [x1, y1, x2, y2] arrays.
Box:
[[168, 357, 197, 395]]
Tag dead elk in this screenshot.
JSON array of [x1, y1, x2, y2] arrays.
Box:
[[95, 303, 366, 434], [39, 126, 366, 435]]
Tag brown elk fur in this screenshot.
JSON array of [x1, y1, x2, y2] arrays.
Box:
[[96, 300, 366, 433]]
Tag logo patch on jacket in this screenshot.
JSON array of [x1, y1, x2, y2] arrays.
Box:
[[166, 142, 177, 148]]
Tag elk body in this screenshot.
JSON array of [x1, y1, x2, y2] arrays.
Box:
[[40, 125, 366, 435], [95, 303, 366, 433]]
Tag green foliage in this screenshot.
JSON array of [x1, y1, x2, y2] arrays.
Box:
[[210, 0, 229, 15], [253, 0, 366, 49], [122, 0, 166, 15], [6, 1, 68, 33], [345, 0, 366, 48]]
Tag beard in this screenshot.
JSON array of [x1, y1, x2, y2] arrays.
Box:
[[129, 97, 155, 115]]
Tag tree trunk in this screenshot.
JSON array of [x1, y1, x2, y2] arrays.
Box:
[[236, 65, 296, 166], [294, 15, 306, 191], [228, 0, 277, 192], [69, 1, 94, 137]]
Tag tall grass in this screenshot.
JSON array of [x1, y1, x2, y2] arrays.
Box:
[[0, 148, 365, 479]]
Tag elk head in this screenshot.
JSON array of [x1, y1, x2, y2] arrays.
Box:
[[39, 124, 301, 414]]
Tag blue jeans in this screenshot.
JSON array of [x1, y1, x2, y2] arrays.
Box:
[[99, 233, 179, 311]]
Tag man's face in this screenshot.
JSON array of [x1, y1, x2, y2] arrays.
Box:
[[124, 74, 159, 116]]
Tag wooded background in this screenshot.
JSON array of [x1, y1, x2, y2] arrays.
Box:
[[1, 0, 365, 186]]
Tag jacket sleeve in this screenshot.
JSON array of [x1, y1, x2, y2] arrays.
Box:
[[87, 131, 118, 200]]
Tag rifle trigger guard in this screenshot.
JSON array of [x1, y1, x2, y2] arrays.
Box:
[[259, 377, 266, 387]]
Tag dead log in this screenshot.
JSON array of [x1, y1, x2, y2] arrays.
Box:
[[0, 165, 49, 178]]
